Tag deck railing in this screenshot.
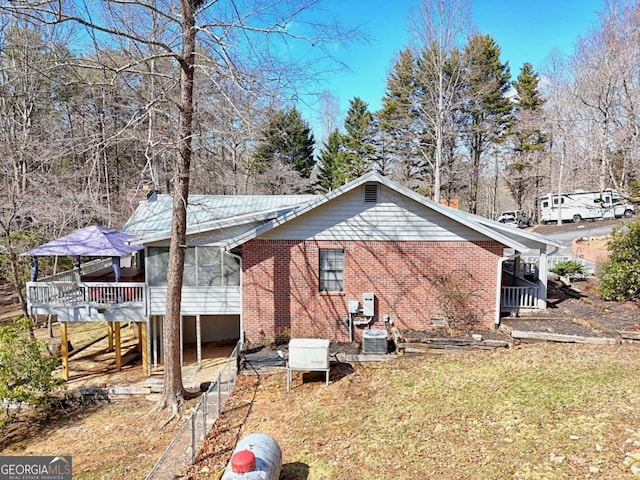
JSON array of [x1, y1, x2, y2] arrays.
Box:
[[501, 285, 538, 309], [38, 270, 81, 284], [27, 281, 145, 306]]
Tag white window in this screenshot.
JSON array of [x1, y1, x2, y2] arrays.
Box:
[[319, 249, 344, 292]]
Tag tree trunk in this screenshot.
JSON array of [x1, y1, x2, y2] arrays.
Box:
[[159, 0, 197, 412]]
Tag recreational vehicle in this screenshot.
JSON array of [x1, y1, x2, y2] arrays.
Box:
[[539, 188, 635, 224]]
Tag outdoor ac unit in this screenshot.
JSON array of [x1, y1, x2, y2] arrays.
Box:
[[362, 329, 387, 354]]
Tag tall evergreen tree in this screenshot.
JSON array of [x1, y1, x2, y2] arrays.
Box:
[[460, 34, 512, 214], [342, 97, 375, 181], [253, 106, 316, 179], [506, 63, 548, 215], [316, 129, 349, 192], [379, 48, 426, 183], [513, 62, 543, 110]]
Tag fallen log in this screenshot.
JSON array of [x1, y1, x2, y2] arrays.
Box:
[[403, 337, 509, 348], [619, 331, 640, 341], [510, 330, 617, 345], [397, 339, 509, 354]]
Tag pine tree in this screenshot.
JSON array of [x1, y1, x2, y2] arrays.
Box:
[[379, 48, 426, 182], [460, 34, 512, 214], [316, 129, 349, 192], [253, 106, 316, 178], [505, 63, 548, 216], [513, 62, 543, 110], [342, 97, 375, 181]]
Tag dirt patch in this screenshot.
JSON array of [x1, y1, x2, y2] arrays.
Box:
[[0, 280, 22, 322], [531, 217, 629, 235], [0, 393, 196, 479], [581, 235, 610, 250], [502, 277, 640, 337]]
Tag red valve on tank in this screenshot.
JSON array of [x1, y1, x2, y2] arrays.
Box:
[[231, 450, 256, 473]]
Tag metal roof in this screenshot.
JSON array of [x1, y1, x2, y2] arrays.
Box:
[[122, 193, 319, 243], [122, 175, 560, 255]]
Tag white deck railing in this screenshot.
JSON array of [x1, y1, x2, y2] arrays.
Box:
[[501, 285, 538, 309], [27, 281, 145, 306]]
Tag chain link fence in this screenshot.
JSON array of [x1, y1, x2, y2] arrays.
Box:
[[145, 340, 241, 480]]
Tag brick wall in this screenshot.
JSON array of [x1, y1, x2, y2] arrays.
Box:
[[242, 239, 503, 344]]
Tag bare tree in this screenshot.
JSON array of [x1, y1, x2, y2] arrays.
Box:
[[0, 0, 356, 414], [315, 89, 342, 145], [409, 0, 473, 203], [569, 1, 640, 197]]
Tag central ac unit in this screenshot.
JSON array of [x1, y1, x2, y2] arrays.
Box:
[[362, 329, 387, 354]]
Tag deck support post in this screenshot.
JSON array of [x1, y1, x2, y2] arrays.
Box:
[[61, 322, 69, 381], [196, 314, 202, 368], [107, 322, 114, 351], [114, 321, 122, 371], [139, 322, 149, 376]]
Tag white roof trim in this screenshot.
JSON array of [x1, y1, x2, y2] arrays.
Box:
[[222, 172, 552, 252]]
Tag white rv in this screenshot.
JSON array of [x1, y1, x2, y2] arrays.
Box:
[[539, 188, 635, 224]]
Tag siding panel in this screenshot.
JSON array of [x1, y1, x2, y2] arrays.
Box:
[[149, 286, 241, 315], [259, 186, 487, 242]]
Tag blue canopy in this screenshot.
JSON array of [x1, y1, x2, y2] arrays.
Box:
[[22, 226, 142, 257]]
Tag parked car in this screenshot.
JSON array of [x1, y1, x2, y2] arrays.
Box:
[[496, 213, 518, 227], [498, 210, 532, 228]]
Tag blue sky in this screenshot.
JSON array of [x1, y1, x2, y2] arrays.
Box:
[[301, 0, 605, 138]]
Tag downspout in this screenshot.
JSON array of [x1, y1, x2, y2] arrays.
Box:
[[225, 249, 243, 350]]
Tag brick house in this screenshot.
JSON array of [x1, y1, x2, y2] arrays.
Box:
[[25, 172, 559, 374], [218, 173, 558, 344]]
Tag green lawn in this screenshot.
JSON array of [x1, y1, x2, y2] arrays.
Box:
[[232, 344, 640, 479]]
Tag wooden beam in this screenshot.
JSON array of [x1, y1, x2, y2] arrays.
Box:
[[139, 322, 149, 376], [196, 314, 202, 368], [107, 322, 114, 351], [510, 330, 617, 345], [620, 331, 640, 341], [61, 322, 69, 381], [114, 322, 122, 371]]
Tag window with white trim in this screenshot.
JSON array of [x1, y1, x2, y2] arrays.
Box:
[[319, 249, 344, 292]]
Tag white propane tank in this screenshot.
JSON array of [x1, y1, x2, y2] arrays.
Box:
[[220, 433, 282, 480]]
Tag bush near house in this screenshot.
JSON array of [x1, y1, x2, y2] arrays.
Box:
[[599, 220, 640, 301], [549, 260, 584, 276], [0, 318, 61, 422]]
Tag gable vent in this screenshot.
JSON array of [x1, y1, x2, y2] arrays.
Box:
[[363, 183, 379, 204]]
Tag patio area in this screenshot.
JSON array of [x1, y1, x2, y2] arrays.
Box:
[[56, 322, 237, 395]]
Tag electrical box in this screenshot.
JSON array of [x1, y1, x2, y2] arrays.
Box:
[[362, 292, 375, 317], [348, 300, 359, 314]]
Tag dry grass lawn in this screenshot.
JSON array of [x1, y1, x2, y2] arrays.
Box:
[[190, 344, 640, 479]]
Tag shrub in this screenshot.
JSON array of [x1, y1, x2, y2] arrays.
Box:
[[0, 318, 62, 419], [599, 220, 640, 300], [549, 260, 584, 276]]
